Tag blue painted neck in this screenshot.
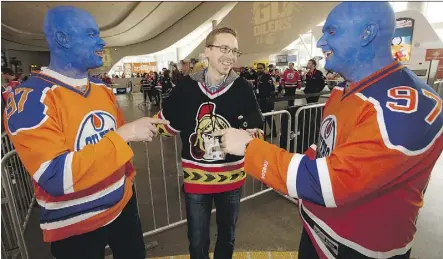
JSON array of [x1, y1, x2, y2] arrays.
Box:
[[345, 49, 395, 83], [48, 56, 88, 79]]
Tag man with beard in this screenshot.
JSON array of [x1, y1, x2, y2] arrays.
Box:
[[153, 27, 264, 259], [214, 2, 442, 259], [4, 6, 168, 259]]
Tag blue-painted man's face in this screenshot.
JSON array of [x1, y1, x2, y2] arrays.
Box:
[[316, 4, 367, 76], [65, 10, 105, 70]]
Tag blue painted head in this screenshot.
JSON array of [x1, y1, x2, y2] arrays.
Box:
[[43, 6, 105, 78], [317, 2, 396, 82]]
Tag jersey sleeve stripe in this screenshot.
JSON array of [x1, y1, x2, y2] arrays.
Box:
[[40, 209, 106, 230], [40, 182, 125, 223], [63, 152, 74, 194], [36, 153, 68, 196], [286, 153, 304, 198], [317, 158, 337, 208], [158, 110, 180, 133], [35, 152, 77, 197], [36, 176, 125, 210], [297, 156, 325, 206], [356, 93, 443, 156]]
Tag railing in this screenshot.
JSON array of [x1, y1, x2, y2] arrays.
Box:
[[1, 150, 35, 259], [1, 132, 14, 158]]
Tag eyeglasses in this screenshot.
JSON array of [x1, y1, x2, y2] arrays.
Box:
[[207, 45, 242, 57]]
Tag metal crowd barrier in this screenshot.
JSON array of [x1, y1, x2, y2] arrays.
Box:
[[1, 150, 34, 259], [1, 132, 14, 158]]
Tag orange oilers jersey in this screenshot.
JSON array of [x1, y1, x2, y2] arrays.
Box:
[[4, 68, 135, 242], [244, 61, 443, 258]]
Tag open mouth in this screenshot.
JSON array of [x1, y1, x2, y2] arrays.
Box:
[[324, 50, 333, 60], [95, 51, 103, 57], [220, 61, 233, 68]]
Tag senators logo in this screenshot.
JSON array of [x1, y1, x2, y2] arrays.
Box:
[[75, 111, 116, 151], [317, 115, 337, 158], [189, 103, 230, 161]]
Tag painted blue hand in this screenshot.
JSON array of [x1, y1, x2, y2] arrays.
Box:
[[43, 6, 106, 79], [317, 2, 396, 83]]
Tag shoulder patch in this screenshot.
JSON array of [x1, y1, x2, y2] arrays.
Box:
[[357, 81, 442, 155], [5, 78, 57, 135]]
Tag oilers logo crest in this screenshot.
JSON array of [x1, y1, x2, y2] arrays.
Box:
[[75, 111, 117, 151], [316, 115, 337, 158]]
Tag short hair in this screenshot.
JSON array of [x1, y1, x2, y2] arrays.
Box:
[[205, 27, 238, 47], [289, 62, 294, 66], [1, 67, 14, 76], [308, 59, 317, 67], [257, 63, 266, 69]]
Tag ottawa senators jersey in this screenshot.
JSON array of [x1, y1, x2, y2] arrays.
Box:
[[154, 74, 264, 194], [4, 68, 135, 242], [244, 61, 443, 258]]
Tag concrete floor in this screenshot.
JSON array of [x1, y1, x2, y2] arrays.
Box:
[[15, 93, 443, 259]]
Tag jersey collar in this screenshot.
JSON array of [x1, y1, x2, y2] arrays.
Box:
[[33, 67, 92, 97], [342, 61, 404, 100]]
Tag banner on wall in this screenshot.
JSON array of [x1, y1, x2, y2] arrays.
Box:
[[391, 18, 415, 62], [425, 49, 443, 61], [131, 62, 158, 74]]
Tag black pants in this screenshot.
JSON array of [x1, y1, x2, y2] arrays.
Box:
[[259, 100, 277, 137], [306, 95, 320, 104], [185, 188, 242, 259], [298, 229, 411, 259], [51, 192, 146, 259], [285, 87, 296, 106]]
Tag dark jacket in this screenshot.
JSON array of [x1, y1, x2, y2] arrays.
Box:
[[304, 69, 325, 94]]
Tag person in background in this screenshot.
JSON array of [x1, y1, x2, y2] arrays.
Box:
[[161, 70, 173, 102], [154, 27, 264, 259], [4, 6, 169, 259], [281, 62, 301, 106], [303, 59, 325, 103], [214, 2, 443, 258], [1, 67, 20, 103], [172, 64, 180, 85], [255, 63, 277, 138], [140, 73, 152, 103], [150, 72, 160, 106]]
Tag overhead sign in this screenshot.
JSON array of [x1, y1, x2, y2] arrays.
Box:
[[425, 48, 443, 61], [252, 2, 301, 45]]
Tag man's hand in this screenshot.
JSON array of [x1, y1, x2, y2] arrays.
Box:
[[212, 128, 254, 156], [116, 117, 170, 142]]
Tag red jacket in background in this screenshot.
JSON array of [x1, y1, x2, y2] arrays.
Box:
[[2, 80, 20, 102], [281, 69, 301, 89]]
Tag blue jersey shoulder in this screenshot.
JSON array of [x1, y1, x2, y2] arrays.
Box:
[[360, 68, 442, 153], [6, 77, 56, 135]]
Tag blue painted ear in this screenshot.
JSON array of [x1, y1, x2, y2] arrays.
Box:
[[55, 31, 69, 48], [361, 23, 378, 47]]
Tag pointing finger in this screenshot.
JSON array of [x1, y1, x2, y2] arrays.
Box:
[[147, 118, 170, 125]]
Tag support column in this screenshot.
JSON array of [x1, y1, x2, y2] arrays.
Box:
[[212, 20, 217, 30]]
